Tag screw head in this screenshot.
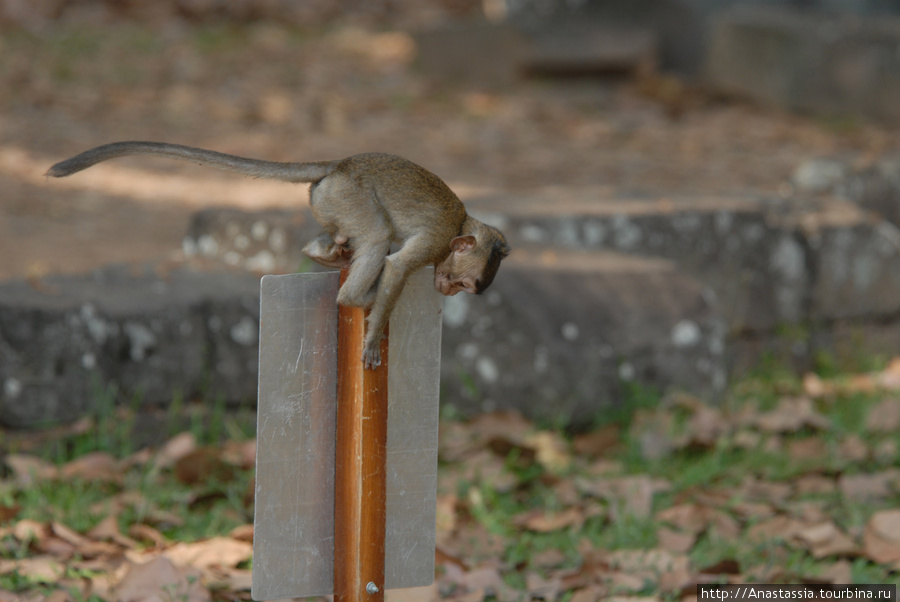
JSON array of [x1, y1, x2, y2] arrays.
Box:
[[366, 582, 380, 595]]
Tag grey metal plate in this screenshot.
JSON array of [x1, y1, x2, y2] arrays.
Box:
[[252, 269, 442, 600]]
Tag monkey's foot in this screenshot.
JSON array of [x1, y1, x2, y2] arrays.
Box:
[[303, 239, 353, 268]]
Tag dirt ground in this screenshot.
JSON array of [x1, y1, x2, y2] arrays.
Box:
[[2, 22, 898, 283]]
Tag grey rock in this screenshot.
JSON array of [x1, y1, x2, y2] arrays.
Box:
[[706, 5, 900, 124], [0, 264, 260, 428], [838, 157, 900, 228], [523, 22, 657, 77], [183, 207, 322, 275], [413, 22, 528, 87], [807, 219, 900, 320], [792, 158, 850, 194], [440, 250, 726, 425], [477, 193, 808, 332]]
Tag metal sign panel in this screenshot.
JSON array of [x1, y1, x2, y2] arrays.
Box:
[[252, 269, 442, 600]]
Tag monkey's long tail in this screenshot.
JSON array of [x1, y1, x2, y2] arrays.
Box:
[[46, 141, 339, 183]]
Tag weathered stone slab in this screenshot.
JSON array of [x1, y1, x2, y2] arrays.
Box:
[[182, 207, 322, 274], [413, 22, 527, 86], [793, 155, 900, 229], [806, 220, 900, 320], [706, 5, 900, 124], [440, 250, 726, 425], [522, 22, 657, 76], [0, 264, 260, 428], [472, 193, 807, 333]]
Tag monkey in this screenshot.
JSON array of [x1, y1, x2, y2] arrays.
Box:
[[46, 141, 510, 369]]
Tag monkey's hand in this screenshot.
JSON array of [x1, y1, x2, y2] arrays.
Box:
[[362, 340, 382, 370]]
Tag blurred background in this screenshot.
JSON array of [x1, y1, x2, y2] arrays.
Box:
[[3, 1, 900, 598], [2, 0, 900, 427]]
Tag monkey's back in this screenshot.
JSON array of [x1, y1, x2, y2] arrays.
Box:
[[339, 153, 468, 256]]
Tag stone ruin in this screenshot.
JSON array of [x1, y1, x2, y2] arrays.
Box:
[[3, 156, 900, 428]]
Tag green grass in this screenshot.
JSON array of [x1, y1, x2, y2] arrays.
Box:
[[7, 360, 900, 594]]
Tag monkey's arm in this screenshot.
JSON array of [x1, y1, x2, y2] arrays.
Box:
[[359, 238, 432, 369], [46, 141, 338, 184]]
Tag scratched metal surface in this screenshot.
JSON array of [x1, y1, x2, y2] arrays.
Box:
[[384, 267, 442, 589], [252, 272, 340, 600], [252, 269, 442, 600]]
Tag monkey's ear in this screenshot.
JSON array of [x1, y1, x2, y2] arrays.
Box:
[[450, 235, 477, 253]]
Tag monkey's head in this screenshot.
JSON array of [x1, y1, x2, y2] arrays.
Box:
[[434, 220, 510, 296]]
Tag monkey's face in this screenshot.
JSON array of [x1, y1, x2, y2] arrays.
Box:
[[434, 235, 487, 296], [434, 269, 477, 296]]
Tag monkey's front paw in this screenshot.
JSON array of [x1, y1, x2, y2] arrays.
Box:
[[362, 344, 382, 370]]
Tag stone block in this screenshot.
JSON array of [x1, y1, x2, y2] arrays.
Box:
[[0, 264, 261, 428], [182, 207, 322, 274], [476, 194, 807, 332], [413, 22, 527, 86], [806, 219, 900, 320], [441, 250, 726, 425], [523, 23, 657, 76], [706, 6, 900, 124]]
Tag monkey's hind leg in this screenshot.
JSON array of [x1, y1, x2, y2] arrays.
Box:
[[336, 239, 390, 308], [303, 232, 353, 268]]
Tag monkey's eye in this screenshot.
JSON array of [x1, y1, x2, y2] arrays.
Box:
[[455, 281, 475, 294]]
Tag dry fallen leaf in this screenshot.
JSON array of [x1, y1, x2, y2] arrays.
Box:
[[656, 503, 710, 535], [738, 476, 793, 504], [115, 556, 209, 602], [129, 523, 168, 548], [876, 357, 900, 390], [530, 547, 568, 569], [60, 451, 122, 483], [570, 584, 608, 602], [228, 524, 254, 543], [794, 475, 835, 495], [838, 471, 900, 502], [608, 548, 689, 576], [4, 454, 58, 484], [699, 558, 740, 575], [837, 435, 869, 463], [0, 556, 66, 581], [0, 503, 20, 522], [12, 519, 47, 543], [787, 437, 828, 463], [865, 398, 900, 432], [154, 431, 198, 470], [163, 536, 253, 570], [677, 405, 730, 449], [820, 559, 853, 584], [803, 372, 830, 398], [526, 571, 562, 600], [513, 507, 585, 533], [578, 475, 669, 520], [753, 397, 830, 433], [657, 528, 695, 554], [174, 447, 237, 485], [440, 565, 519, 602], [793, 521, 857, 558], [863, 509, 900, 564], [746, 516, 807, 542], [524, 430, 572, 473], [88, 515, 140, 549], [573, 425, 620, 457]]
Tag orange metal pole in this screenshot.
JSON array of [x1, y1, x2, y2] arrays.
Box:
[[334, 268, 388, 602]]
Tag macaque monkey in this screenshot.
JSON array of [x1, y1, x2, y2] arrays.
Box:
[[47, 141, 510, 369]]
